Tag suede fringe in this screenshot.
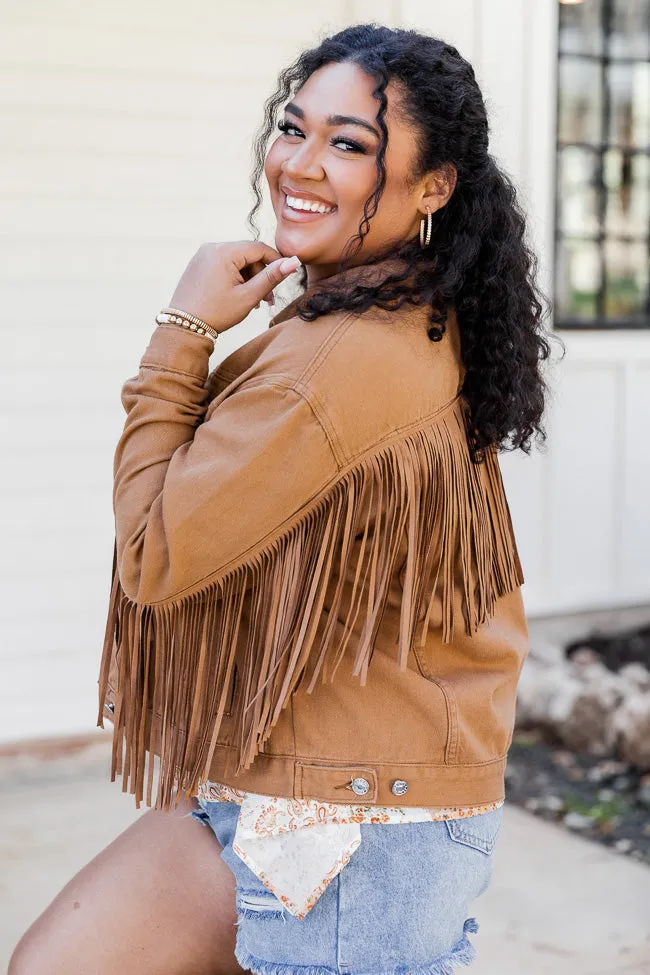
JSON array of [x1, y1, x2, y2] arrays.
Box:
[[97, 395, 523, 812]]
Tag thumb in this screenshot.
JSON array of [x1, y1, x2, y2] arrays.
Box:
[[243, 255, 302, 304]]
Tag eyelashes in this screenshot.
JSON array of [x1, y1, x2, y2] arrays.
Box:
[[277, 119, 296, 132], [277, 119, 301, 137], [277, 119, 368, 155]]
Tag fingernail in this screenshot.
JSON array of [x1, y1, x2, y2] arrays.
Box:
[[279, 256, 301, 275]]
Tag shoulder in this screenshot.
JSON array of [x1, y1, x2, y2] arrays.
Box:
[[205, 306, 352, 400], [298, 301, 463, 396], [291, 303, 465, 466], [213, 302, 462, 391], [208, 303, 465, 464]]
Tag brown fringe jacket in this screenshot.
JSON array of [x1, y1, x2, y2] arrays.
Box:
[[97, 272, 529, 813]]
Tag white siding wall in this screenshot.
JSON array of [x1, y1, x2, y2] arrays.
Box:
[[0, 0, 353, 743], [2, 0, 648, 745]]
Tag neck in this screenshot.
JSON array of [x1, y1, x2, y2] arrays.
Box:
[[305, 261, 340, 287]]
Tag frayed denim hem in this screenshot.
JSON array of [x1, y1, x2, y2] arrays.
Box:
[[234, 916, 479, 975]]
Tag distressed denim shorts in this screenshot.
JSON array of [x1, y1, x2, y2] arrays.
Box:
[[187, 796, 503, 975]]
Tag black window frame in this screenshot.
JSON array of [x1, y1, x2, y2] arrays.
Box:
[[554, 0, 650, 330]]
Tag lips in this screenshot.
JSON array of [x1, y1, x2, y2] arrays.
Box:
[[280, 185, 336, 209], [285, 195, 334, 214], [279, 187, 337, 222]]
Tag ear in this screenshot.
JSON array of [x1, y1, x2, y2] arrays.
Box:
[[419, 163, 457, 215]]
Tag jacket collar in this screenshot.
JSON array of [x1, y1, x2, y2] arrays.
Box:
[[268, 257, 410, 328]]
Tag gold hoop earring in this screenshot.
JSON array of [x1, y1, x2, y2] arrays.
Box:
[[419, 206, 432, 248]]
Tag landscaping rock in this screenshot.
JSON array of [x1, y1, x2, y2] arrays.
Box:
[[540, 794, 565, 813], [519, 627, 650, 769], [612, 774, 633, 791], [614, 838, 633, 853], [597, 788, 616, 802], [618, 662, 650, 692], [564, 811, 593, 831], [510, 623, 650, 859], [638, 782, 650, 810], [611, 693, 650, 769], [506, 733, 650, 864], [515, 658, 577, 728], [551, 660, 622, 755]]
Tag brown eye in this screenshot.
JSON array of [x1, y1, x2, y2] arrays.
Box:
[[331, 137, 367, 154], [278, 120, 303, 138]]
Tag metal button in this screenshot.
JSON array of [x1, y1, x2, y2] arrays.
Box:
[[350, 777, 370, 796], [105, 702, 115, 713], [391, 779, 409, 796]]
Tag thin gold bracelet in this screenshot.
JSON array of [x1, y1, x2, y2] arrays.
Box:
[[156, 307, 219, 342]]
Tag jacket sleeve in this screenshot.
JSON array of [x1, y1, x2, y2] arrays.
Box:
[[112, 323, 339, 604]]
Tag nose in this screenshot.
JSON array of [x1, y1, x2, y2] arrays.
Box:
[[282, 138, 325, 182]]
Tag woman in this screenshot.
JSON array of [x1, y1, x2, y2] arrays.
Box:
[[10, 23, 551, 975]]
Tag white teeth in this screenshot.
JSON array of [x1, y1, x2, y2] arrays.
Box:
[[286, 194, 333, 213]]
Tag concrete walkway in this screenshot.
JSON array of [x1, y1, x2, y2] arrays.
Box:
[[1, 738, 649, 974]]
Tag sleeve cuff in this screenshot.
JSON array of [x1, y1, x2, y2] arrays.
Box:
[[139, 323, 215, 381]]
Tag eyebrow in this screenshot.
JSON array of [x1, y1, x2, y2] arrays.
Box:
[[284, 102, 380, 138]]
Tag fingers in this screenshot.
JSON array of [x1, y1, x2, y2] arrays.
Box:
[[234, 243, 299, 307], [243, 255, 302, 306], [243, 262, 276, 306], [232, 241, 283, 272]]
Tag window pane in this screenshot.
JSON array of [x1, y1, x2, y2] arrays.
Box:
[[610, 0, 650, 60], [558, 58, 603, 143], [556, 239, 602, 319], [604, 150, 650, 237], [559, 0, 603, 57], [558, 146, 601, 236], [604, 241, 649, 319], [607, 62, 650, 148]]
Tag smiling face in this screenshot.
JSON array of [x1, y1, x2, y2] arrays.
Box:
[[264, 61, 453, 283]]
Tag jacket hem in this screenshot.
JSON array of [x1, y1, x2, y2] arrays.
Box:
[[202, 744, 507, 808]]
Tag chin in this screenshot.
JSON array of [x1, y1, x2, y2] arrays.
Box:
[[274, 230, 322, 265]]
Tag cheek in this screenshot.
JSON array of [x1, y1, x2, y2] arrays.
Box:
[[332, 161, 379, 215], [371, 174, 417, 231], [264, 141, 284, 197]]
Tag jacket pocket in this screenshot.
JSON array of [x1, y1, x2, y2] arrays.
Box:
[[411, 646, 458, 764], [445, 805, 503, 855]]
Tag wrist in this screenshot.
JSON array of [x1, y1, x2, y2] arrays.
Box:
[[143, 321, 213, 381], [156, 308, 220, 342]]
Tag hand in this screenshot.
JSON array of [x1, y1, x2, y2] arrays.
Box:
[[168, 241, 302, 334]]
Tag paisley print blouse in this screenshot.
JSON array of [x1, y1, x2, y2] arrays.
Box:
[[195, 780, 503, 919]]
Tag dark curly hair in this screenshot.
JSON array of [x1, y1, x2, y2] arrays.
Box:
[[247, 24, 558, 460]]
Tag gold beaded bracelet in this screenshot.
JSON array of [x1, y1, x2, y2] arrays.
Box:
[[156, 307, 219, 342]]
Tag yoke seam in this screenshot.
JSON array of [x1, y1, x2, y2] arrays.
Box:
[[122, 391, 463, 605], [293, 311, 358, 388]]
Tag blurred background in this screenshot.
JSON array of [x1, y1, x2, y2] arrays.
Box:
[[1, 1, 649, 972]]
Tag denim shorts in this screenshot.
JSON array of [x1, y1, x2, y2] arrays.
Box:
[[187, 796, 503, 975]]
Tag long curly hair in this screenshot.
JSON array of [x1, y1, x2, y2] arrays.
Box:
[[248, 24, 557, 460]]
